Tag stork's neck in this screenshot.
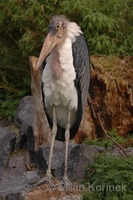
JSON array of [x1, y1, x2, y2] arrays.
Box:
[[50, 49, 63, 80], [67, 22, 82, 41]]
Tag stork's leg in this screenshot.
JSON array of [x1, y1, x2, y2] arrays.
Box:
[[35, 105, 57, 186], [64, 110, 71, 178], [62, 110, 73, 190], [46, 105, 57, 179]]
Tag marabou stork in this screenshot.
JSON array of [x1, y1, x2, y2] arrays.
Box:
[[35, 15, 90, 188]]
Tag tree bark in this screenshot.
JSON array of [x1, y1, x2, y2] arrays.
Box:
[[29, 56, 51, 151]]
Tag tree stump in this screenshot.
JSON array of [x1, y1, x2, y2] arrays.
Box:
[[29, 56, 51, 151], [88, 56, 133, 138]]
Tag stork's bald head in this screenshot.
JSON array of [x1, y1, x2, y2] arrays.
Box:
[[35, 15, 68, 70], [48, 15, 68, 37]]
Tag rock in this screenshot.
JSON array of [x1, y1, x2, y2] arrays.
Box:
[[26, 126, 36, 163], [125, 147, 133, 156], [14, 96, 34, 148], [23, 171, 40, 184], [0, 150, 40, 200], [107, 146, 133, 157], [0, 127, 16, 177], [36, 142, 103, 181], [68, 144, 104, 180]]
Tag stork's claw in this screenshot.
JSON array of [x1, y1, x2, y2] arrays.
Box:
[[57, 175, 73, 192], [56, 176, 84, 193], [35, 171, 55, 186]]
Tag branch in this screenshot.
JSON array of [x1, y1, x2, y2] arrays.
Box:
[[5, 30, 19, 46], [98, 113, 128, 157], [0, 85, 20, 93]]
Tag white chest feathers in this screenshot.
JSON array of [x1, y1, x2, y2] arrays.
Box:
[[42, 37, 78, 110]]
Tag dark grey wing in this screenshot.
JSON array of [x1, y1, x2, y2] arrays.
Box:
[[73, 34, 90, 114], [69, 34, 90, 139]]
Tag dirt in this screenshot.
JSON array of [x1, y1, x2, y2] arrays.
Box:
[[25, 181, 84, 200]]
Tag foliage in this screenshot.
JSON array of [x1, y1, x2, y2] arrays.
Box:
[[84, 128, 132, 148], [0, 0, 133, 118], [60, 0, 133, 55], [82, 153, 133, 200]]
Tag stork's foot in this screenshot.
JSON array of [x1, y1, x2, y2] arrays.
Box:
[[57, 175, 73, 192], [56, 175, 84, 193], [35, 171, 55, 186]]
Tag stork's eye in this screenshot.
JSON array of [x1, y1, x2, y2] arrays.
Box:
[[56, 25, 60, 29]]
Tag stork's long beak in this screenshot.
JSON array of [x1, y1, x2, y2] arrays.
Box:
[[35, 33, 60, 70]]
